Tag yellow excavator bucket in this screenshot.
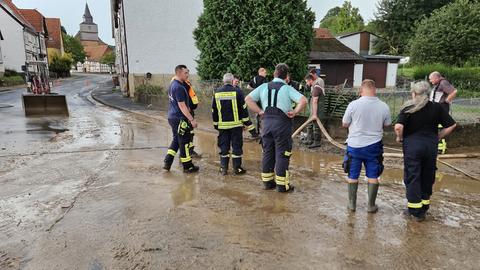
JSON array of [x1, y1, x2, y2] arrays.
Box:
[[22, 94, 69, 116]]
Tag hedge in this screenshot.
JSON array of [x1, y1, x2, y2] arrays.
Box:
[[411, 64, 480, 97]]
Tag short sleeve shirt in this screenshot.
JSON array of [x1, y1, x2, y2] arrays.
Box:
[[430, 79, 455, 104], [397, 101, 456, 138], [342, 96, 392, 148], [167, 79, 189, 120], [311, 78, 325, 97], [248, 78, 304, 114]]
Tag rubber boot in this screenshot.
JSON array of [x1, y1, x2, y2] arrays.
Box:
[[183, 161, 199, 173], [403, 209, 426, 222], [163, 154, 175, 171], [263, 180, 276, 190], [220, 156, 229, 176], [303, 125, 313, 146], [232, 157, 246, 175], [308, 128, 321, 149], [347, 182, 358, 212], [367, 183, 379, 213]]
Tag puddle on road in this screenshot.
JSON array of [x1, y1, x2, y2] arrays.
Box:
[[190, 130, 480, 195], [26, 121, 69, 134]]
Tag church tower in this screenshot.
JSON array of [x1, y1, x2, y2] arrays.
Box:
[[78, 3, 99, 41]]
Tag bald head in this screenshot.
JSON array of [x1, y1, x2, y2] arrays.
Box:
[[429, 71, 442, 85], [360, 79, 376, 97]]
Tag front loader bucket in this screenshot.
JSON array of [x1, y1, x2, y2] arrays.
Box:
[[22, 94, 69, 116]]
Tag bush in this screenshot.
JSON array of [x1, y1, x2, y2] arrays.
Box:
[[135, 84, 165, 97], [411, 64, 480, 97], [0, 75, 25, 87], [4, 69, 19, 77], [409, 0, 480, 65], [49, 53, 74, 77]]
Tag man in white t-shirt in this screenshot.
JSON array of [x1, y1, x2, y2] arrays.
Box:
[[342, 79, 392, 213]]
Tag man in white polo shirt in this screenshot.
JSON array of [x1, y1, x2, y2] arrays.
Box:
[[342, 79, 392, 213]]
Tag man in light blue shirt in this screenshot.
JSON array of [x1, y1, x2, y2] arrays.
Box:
[[246, 63, 308, 192]]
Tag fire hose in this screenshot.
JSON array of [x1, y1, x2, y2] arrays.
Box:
[[292, 118, 480, 181]]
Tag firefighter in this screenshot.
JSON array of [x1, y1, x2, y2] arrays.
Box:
[[163, 65, 199, 173], [429, 71, 458, 154], [184, 69, 201, 157], [302, 69, 326, 148], [245, 64, 308, 192], [212, 73, 256, 175], [342, 80, 391, 213], [395, 81, 456, 222]]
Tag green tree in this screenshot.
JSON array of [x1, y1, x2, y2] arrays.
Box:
[[409, 0, 480, 65], [63, 33, 86, 63], [100, 51, 116, 69], [49, 52, 74, 77], [194, 0, 315, 80], [370, 0, 454, 54], [319, 1, 364, 35]]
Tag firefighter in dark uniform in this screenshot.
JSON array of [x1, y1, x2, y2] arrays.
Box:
[[246, 64, 308, 192], [248, 68, 268, 134], [163, 65, 199, 173], [395, 81, 456, 222], [212, 73, 257, 175]]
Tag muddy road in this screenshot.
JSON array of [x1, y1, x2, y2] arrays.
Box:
[[0, 74, 479, 269]]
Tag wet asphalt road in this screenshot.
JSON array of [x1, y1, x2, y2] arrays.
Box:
[[0, 74, 479, 269]]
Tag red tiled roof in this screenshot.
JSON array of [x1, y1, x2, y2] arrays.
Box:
[[46, 18, 62, 50], [82, 40, 112, 62], [314, 28, 334, 39], [18, 9, 46, 33], [1, 0, 36, 31]]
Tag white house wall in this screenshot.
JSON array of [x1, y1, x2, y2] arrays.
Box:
[[122, 0, 203, 75], [0, 9, 26, 72], [337, 35, 360, 55], [353, 64, 363, 87], [386, 62, 398, 87]]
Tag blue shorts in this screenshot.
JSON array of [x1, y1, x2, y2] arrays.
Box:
[[343, 141, 384, 180]]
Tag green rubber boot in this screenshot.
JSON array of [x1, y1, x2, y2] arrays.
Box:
[[348, 182, 358, 212], [367, 183, 379, 213]]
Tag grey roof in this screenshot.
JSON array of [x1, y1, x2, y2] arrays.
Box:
[[309, 38, 364, 61], [337, 31, 379, 39], [83, 3, 93, 24], [363, 55, 402, 61]]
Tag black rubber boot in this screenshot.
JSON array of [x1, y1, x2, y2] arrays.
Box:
[[367, 183, 379, 213], [308, 129, 321, 149], [234, 167, 247, 175], [263, 180, 276, 190], [220, 167, 228, 176], [403, 209, 426, 222], [183, 161, 199, 173], [163, 154, 175, 171], [348, 182, 358, 212]]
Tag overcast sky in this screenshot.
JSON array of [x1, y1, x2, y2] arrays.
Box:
[[12, 0, 380, 46]]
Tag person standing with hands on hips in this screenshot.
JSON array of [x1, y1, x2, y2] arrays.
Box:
[[245, 63, 308, 193]]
